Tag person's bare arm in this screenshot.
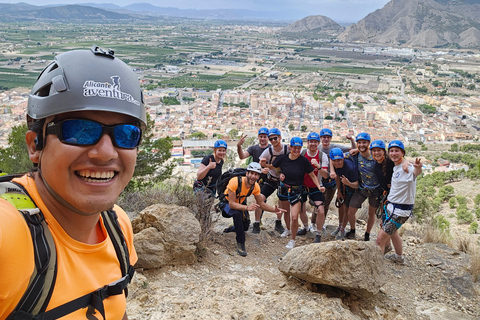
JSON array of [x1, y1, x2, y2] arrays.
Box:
[[196, 159, 215, 180], [236, 134, 250, 159]]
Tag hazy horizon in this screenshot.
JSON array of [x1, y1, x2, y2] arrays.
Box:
[[0, 0, 391, 23]]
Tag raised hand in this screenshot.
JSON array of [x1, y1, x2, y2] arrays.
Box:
[[237, 133, 247, 147]]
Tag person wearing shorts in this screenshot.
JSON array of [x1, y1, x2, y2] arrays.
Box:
[[329, 148, 359, 240], [296, 132, 329, 241], [258, 128, 289, 234], [376, 141, 422, 264], [272, 137, 323, 249]]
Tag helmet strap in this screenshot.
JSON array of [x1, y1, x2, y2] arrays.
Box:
[[38, 168, 100, 216]]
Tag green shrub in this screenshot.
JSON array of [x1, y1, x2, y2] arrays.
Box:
[[457, 207, 474, 224], [469, 221, 478, 234], [449, 197, 457, 209], [434, 215, 450, 233]]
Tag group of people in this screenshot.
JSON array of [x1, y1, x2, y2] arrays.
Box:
[[198, 127, 422, 263]]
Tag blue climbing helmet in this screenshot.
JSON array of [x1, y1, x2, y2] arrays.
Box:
[[268, 128, 281, 137], [307, 132, 320, 141], [319, 128, 332, 137], [214, 140, 228, 149], [258, 127, 269, 135], [356, 132, 371, 142], [370, 140, 386, 150], [329, 148, 344, 160], [290, 137, 303, 147], [388, 140, 405, 151]]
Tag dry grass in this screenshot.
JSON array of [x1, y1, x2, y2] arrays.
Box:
[[117, 176, 219, 250]]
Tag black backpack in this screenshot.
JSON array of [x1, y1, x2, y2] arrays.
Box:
[[1, 174, 134, 320], [215, 168, 254, 216]]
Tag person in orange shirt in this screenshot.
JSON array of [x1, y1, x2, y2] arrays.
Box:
[[222, 162, 285, 256], [0, 46, 142, 320]]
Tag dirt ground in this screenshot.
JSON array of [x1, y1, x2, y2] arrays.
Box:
[[126, 201, 480, 320]]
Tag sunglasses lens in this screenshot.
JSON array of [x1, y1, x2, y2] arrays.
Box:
[[114, 124, 141, 148], [62, 119, 102, 145]]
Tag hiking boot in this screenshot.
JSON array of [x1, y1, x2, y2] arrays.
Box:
[[296, 227, 308, 236], [345, 230, 356, 239], [281, 229, 292, 238], [364, 232, 370, 241], [275, 220, 285, 234], [335, 229, 345, 240], [314, 234, 322, 243], [260, 220, 266, 230], [310, 223, 317, 232], [223, 224, 235, 233], [236, 242, 247, 256], [252, 222, 260, 234], [384, 244, 393, 254], [386, 253, 404, 264], [331, 226, 341, 236], [285, 239, 295, 249]]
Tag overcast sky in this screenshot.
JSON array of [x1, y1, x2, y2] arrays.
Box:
[[2, 0, 392, 22]]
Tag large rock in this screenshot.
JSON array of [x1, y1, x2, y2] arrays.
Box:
[[278, 240, 386, 296], [132, 204, 201, 269]]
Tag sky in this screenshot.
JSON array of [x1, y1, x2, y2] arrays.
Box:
[[1, 0, 392, 22]]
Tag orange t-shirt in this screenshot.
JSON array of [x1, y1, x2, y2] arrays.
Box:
[[224, 176, 260, 204], [0, 175, 138, 319]]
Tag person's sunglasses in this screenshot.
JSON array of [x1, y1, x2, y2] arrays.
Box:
[[46, 119, 142, 149], [269, 136, 278, 141]]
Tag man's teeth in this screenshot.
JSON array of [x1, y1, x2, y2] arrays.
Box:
[[78, 170, 115, 182]]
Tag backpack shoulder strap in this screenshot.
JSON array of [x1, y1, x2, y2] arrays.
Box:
[[267, 146, 273, 164], [284, 145, 288, 154], [1, 180, 57, 318]]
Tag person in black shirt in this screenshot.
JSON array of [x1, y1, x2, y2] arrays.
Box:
[[195, 140, 227, 195], [272, 137, 323, 249]]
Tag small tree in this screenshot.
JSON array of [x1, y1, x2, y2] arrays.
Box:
[[228, 129, 239, 140], [300, 125, 307, 132], [288, 124, 295, 131], [0, 124, 31, 174]]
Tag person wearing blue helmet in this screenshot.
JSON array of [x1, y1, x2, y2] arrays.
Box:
[[318, 128, 356, 233], [272, 137, 323, 249], [258, 128, 290, 235], [340, 132, 382, 241], [296, 132, 329, 242], [329, 148, 360, 240], [195, 139, 227, 194], [376, 141, 422, 264]]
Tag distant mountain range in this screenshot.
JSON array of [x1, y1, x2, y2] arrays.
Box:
[[338, 0, 480, 48], [0, 2, 308, 21], [2, 1, 480, 48]]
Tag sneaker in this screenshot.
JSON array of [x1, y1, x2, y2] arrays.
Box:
[[223, 224, 235, 233], [386, 253, 405, 264], [252, 222, 260, 234], [275, 220, 285, 234], [345, 230, 356, 239], [331, 226, 341, 236], [314, 234, 322, 243], [364, 232, 370, 241], [281, 229, 292, 238], [310, 223, 317, 232], [296, 227, 308, 236], [335, 229, 345, 240], [236, 242, 247, 256], [384, 244, 393, 254], [285, 239, 295, 249]]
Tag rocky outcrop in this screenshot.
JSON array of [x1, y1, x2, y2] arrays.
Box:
[[132, 204, 201, 269], [338, 0, 480, 48], [283, 15, 344, 34], [278, 240, 386, 296]]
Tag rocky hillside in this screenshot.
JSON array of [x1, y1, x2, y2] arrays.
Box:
[[282, 15, 344, 34], [338, 0, 480, 48], [126, 204, 480, 319]]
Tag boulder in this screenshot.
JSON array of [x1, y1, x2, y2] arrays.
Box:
[[132, 204, 201, 269], [278, 240, 386, 296]]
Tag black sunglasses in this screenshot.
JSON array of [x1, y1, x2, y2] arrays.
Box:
[[46, 118, 142, 149], [269, 137, 278, 141]]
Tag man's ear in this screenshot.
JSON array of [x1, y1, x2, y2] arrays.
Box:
[[26, 130, 41, 164]]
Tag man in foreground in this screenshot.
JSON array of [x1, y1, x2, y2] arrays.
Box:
[[0, 46, 140, 319]]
